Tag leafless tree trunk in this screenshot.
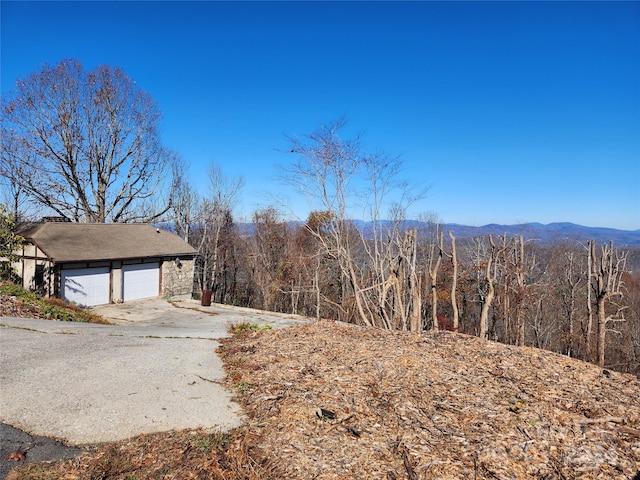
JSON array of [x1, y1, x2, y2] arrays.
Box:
[[383, 228, 421, 331], [315, 260, 321, 320], [515, 235, 527, 346], [590, 240, 628, 367], [478, 236, 497, 340], [479, 235, 511, 340], [561, 248, 584, 357], [448, 231, 459, 331], [406, 230, 422, 332], [183, 164, 243, 298], [586, 241, 594, 360], [428, 230, 444, 329]]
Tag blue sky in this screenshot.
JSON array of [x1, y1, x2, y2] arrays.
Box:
[[2, 1, 639, 230]]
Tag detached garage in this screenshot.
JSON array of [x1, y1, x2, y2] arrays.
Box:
[[15, 222, 197, 307]]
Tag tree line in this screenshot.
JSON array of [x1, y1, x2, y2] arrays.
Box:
[[2, 60, 638, 376], [170, 116, 637, 375], [177, 203, 639, 376]]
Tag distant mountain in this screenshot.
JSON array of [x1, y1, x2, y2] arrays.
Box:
[[442, 222, 640, 246], [237, 220, 640, 246], [349, 221, 640, 246]]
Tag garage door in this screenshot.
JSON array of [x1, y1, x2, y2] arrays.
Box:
[[61, 267, 111, 307], [122, 263, 160, 302]]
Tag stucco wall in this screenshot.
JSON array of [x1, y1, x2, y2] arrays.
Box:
[[111, 261, 123, 303], [161, 256, 195, 299], [17, 244, 53, 294]]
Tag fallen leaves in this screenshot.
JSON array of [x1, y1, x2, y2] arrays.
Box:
[[7, 428, 274, 480], [6, 451, 25, 462]]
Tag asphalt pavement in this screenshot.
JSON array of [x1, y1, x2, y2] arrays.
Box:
[[0, 424, 82, 479], [0, 297, 308, 478]]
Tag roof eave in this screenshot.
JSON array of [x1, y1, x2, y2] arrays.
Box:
[[49, 252, 198, 264]]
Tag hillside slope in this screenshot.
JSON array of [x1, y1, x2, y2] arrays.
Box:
[[220, 321, 640, 479]]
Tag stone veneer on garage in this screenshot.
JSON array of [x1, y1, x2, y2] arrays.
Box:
[[162, 256, 196, 299]]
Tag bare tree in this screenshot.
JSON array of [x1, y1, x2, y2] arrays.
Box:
[[589, 240, 628, 367], [169, 154, 202, 243], [281, 117, 426, 330], [476, 235, 514, 340], [283, 118, 369, 326], [1, 59, 171, 223], [448, 230, 459, 331], [0, 135, 32, 223], [507, 235, 539, 346], [403, 228, 422, 332], [206, 164, 244, 289], [250, 206, 289, 311], [428, 229, 444, 329], [547, 243, 586, 357], [478, 235, 498, 340], [379, 225, 422, 331], [190, 163, 244, 296]]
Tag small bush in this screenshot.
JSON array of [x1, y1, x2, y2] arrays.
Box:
[[0, 281, 29, 298], [0, 280, 109, 324], [230, 322, 272, 335]]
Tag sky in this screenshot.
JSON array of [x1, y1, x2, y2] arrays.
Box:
[[1, 1, 639, 230]]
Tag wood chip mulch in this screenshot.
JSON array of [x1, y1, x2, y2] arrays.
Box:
[[219, 320, 640, 480]]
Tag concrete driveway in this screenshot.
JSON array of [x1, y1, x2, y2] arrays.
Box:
[[0, 298, 308, 446]]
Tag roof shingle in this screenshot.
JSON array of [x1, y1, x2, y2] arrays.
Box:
[[19, 223, 197, 263]]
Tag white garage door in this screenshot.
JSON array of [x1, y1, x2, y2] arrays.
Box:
[[61, 267, 111, 307], [122, 263, 160, 302]]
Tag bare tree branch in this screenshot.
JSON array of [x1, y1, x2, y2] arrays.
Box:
[[1, 59, 171, 223]]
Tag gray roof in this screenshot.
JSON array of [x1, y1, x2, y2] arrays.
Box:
[[19, 223, 197, 263]]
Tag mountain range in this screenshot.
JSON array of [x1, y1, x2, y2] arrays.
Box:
[[439, 222, 640, 246], [237, 220, 640, 247], [352, 221, 640, 246]]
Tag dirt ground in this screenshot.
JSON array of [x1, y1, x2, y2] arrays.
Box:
[[7, 320, 640, 479]]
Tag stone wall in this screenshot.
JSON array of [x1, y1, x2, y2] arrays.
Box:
[[161, 256, 195, 299]]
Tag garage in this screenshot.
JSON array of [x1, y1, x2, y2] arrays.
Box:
[[61, 267, 111, 307], [16, 223, 197, 304], [122, 263, 160, 302]]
